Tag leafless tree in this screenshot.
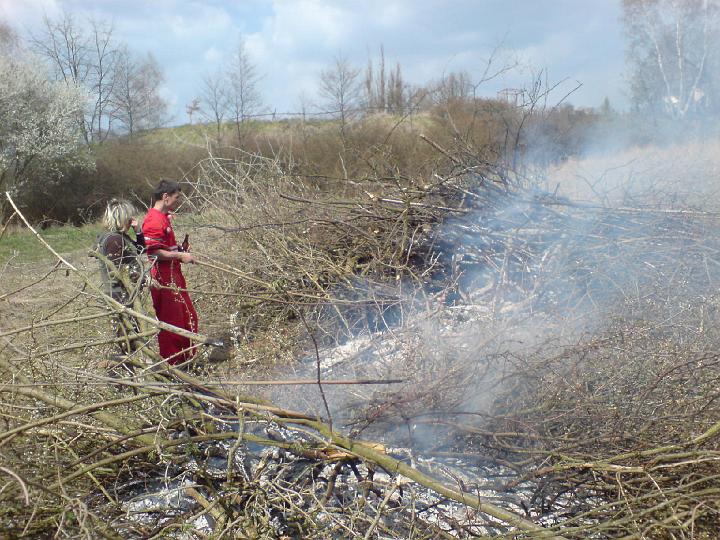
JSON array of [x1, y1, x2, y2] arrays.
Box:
[[363, 47, 411, 115], [623, 0, 720, 119], [31, 12, 88, 86], [200, 70, 229, 136], [386, 62, 408, 112], [186, 97, 201, 124], [377, 46, 386, 111], [319, 54, 361, 138], [30, 11, 120, 143], [431, 70, 474, 105], [87, 18, 120, 141], [112, 48, 168, 137], [228, 36, 263, 142], [296, 91, 311, 122], [363, 45, 386, 111]]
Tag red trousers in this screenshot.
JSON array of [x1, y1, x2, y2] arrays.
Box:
[[150, 261, 199, 365]]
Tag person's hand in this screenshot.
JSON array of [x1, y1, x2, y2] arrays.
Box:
[[129, 217, 140, 233], [179, 252, 196, 264]]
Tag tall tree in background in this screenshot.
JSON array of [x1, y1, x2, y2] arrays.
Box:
[[386, 62, 407, 112], [366, 45, 387, 111], [186, 97, 201, 124], [431, 70, 474, 105], [319, 54, 361, 138], [30, 11, 119, 142], [228, 37, 263, 142], [200, 70, 229, 137], [623, 0, 720, 119], [111, 49, 168, 137], [363, 46, 409, 113]]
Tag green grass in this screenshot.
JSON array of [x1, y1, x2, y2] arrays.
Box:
[[0, 222, 104, 264], [139, 119, 288, 146], [136, 113, 436, 148], [139, 122, 220, 146]]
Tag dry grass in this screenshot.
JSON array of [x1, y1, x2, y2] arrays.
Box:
[[3, 131, 720, 537]]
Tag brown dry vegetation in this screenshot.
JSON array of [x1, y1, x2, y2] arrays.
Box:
[[13, 98, 601, 225], [3, 103, 720, 538], [0, 123, 493, 536]]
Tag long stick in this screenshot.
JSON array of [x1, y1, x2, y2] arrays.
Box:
[[104, 378, 404, 387], [8, 378, 405, 387], [169, 378, 403, 386]]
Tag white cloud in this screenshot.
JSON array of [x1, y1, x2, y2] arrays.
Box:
[[203, 46, 221, 63], [0, 0, 61, 29], [263, 0, 353, 50], [161, 3, 232, 38], [4, 0, 629, 121]]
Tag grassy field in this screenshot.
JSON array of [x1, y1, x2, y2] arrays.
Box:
[[140, 117, 325, 146], [0, 222, 104, 264], [139, 112, 438, 147]]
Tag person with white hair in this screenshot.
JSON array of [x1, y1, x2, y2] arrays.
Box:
[[97, 199, 146, 302], [96, 199, 147, 355]]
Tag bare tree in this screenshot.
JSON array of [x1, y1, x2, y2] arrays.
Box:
[[378, 44, 386, 111], [387, 62, 408, 112], [186, 97, 201, 124], [623, 0, 720, 119], [364, 56, 374, 110], [228, 36, 262, 142], [319, 54, 361, 137], [200, 70, 229, 137], [31, 12, 88, 86], [363, 47, 410, 114], [112, 48, 168, 137], [30, 11, 119, 142], [87, 18, 120, 141], [431, 70, 474, 105]]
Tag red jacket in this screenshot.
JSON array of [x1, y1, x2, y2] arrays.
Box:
[[142, 208, 198, 364]]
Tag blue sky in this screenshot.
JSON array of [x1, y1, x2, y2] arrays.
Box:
[[1, 0, 628, 123]]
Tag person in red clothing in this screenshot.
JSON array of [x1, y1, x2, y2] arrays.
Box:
[[142, 180, 199, 365]]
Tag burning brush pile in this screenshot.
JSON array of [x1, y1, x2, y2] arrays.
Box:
[[2, 141, 720, 538], [115, 156, 720, 537], [264, 171, 720, 537]]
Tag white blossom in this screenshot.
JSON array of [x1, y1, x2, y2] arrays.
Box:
[[0, 49, 93, 196]]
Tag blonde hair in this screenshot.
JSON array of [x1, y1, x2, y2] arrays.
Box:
[[103, 199, 137, 232]]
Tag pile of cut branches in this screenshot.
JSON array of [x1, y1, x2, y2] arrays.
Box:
[[3, 132, 720, 538], [351, 169, 720, 537]]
